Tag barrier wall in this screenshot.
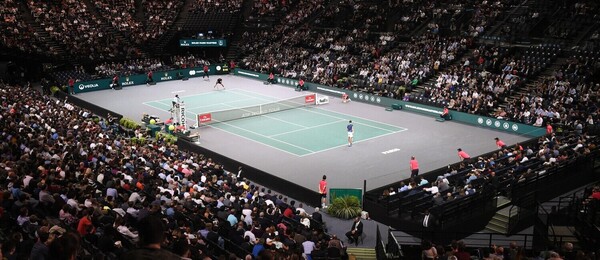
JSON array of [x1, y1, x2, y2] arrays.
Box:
[[74, 64, 231, 93], [234, 69, 546, 137]]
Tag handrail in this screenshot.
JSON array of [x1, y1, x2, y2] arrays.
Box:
[[508, 204, 519, 234], [388, 228, 580, 251], [375, 225, 385, 260], [386, 227, 403, 258], [536, 201, 558, 247]]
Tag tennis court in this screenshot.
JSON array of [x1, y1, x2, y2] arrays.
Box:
[[77, 76, 532, 190], [144, 89, 407, 156]]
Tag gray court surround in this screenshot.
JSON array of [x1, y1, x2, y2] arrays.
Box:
[[76, 75, 531, 192]]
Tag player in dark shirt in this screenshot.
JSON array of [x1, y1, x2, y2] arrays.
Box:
[[214, 78, 225, 90]]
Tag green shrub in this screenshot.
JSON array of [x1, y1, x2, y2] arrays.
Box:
[[50, 86, 60, 94], [156, 131, 178, 145], [326, 196, 362, 219], [119, 118, 140, 129]]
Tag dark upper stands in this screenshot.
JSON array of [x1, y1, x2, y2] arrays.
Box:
[[0, 0, 57, 57]]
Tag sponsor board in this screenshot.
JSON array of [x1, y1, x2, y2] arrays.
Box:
[[78, 83, 100, 91], [179, 39, 227, 47], [121, 77, 134, 86], [160, 72, 173, 81], [316, 87, 345, 95], [403, 104, 442, 115], [305, 94, 316, 104], [316, 95, 329, 105], [198, 113, 212, 123], [238, 71, 260, 78], [179, 103, 187, 129]]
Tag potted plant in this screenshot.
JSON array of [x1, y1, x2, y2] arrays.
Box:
[[326, 196, 362, 219]]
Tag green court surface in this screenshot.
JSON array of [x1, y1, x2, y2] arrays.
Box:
[[144, 89, 407, 156]]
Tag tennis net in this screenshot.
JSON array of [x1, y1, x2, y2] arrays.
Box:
[[197, 94, 316, 125]]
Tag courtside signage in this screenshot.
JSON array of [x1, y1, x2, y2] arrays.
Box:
[[316, 95, 329, 105], [305, 94, 316, 104], [73, 65, 228, 94], [198, 113, 212, 123], [238, 71, 260, 78], [179, 39, 227, 47], [233, 69, 547, 137]]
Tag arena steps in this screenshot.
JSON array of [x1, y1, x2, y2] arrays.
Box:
[[15, 0, 68, 59], [80, 0, 148, 58], [346, 247, 377, 260], [483, 197, 512, 234]]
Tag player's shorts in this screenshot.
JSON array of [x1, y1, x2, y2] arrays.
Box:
[[321, 193, 327, 198], [348, 132, 353, 138]]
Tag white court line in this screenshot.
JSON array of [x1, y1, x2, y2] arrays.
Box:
[[315, 107, 409, 131], [298, 107, 405, 133], [268, 119, 346, 137], [207, 125, 308, 157], [165, 87, 407, 156], [218, 102, 309, 129], [171, 90, 186, 94], [299, 130, 406, 157], [143, 102, 172, 113], [186, 97, 259, 110], [143, 102, 198, 123], [142, 88, 246, 106], [232, 88, 280, 102], [234, 88, 407, 132], [211, 120, 315, 153]]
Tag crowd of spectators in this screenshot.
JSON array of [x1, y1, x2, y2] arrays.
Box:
[[238, 0, 522, 108], [391, 0, 439, 35], [94, 58, 168, 78], [28, 0, 141, 61], [93, 0, 145, 45], [0, 0, 56, 56], [191, 0, 243, 14], [144, 0, 184, 42], [171, 55, 210, 69], [249, 0, 287, 19], [381, 118, 598, 229], [314, 0, 386, 32], [0, 83, 344, 259]]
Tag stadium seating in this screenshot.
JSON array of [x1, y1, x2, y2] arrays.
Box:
[[1, 0, 600, 258]]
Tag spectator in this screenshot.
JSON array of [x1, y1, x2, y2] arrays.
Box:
[[122, 216, 180, 259]]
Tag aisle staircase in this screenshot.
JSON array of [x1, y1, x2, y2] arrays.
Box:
[[484, 196, 513, 234], [496, 56, 568, 113], [80, 0, 147, 58], [150, 0, 196, 55], [346, 247, 376, 260], [16, 0, 69, 61]]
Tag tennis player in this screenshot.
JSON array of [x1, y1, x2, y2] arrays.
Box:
[[342, 93, 351, 103], [347, 120, 354, 147], [172, 95, 180, 110], [214, 78, 225, 90]]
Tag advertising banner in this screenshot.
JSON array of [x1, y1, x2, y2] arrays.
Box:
[[198, 113, 212, 123], [233, 69, 547, 137], [179, 39, 227, 47], [74, 65, 230, 94]]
